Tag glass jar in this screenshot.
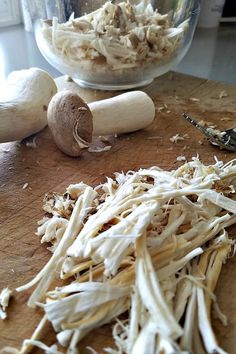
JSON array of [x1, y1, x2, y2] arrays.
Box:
[[35, 0, 201, 90]]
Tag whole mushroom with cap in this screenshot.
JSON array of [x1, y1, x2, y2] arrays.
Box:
[[0, 68, 57, 143], [47, 90, 156, 157]]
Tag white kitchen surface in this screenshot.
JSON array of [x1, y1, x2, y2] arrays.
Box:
[[0, 23, 235, 85]]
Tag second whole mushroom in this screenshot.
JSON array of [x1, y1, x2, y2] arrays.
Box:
[[47, 90, 156, 157]]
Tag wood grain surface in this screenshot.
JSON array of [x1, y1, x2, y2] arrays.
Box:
[[0, 72, 236, 353]]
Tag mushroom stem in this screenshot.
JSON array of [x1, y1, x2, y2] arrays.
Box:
[[88, 91, 155, 136]]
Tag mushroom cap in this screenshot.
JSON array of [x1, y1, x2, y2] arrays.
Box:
[[47, 90, 93, 157]]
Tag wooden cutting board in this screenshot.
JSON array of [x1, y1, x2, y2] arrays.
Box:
[[0, 72, 236, 353]]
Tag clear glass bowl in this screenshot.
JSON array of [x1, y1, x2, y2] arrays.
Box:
[[35, 0, 201, 90]]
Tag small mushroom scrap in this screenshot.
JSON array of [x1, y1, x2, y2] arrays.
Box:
[[47, 90, 156, 157]]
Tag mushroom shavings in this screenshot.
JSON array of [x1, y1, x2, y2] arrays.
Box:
[[41, 0, 188, 72], [0, 288, 12, 320], [11, 158, 236, 353]]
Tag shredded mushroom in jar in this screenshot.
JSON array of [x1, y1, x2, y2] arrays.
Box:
[[4, 158, 236, 353], [41, 1, 189, 75]]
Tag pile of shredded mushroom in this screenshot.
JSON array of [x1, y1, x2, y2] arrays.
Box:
[[5, 158, 236, 354], [41, 0, 188, 71]]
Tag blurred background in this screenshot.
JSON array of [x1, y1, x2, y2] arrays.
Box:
[[0, 0, 235, 84]]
